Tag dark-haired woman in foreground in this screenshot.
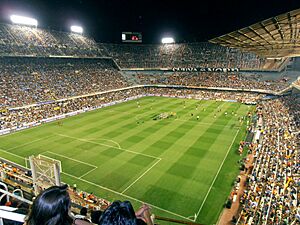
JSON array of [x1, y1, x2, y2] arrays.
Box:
[[24, 185, 91, 225], [98, 201, 153, 225]]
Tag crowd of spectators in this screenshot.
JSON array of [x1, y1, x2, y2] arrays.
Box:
[[237, 95, 300, 224], [103, 43, 285, 70], [0, 55, 288, 111], [144, 87, 264, 103], [0, 57, 128, 108], [0, 23, 103, 57], [133, 72, 290, 91], [0, 22, 286, 71]]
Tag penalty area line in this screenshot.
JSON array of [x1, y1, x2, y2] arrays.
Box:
[[45, 151, 97, 168], [44, 151, 98, 180]]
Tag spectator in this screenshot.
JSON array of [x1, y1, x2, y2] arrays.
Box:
[[25, 185, 91, 225], [90, 210, 103, 224], [74, 207, 91, 222], [98, 201, 153, 225]]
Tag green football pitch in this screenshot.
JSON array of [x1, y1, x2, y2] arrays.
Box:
[[0, 97, 253, 224]]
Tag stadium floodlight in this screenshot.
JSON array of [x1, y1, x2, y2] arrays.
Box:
[[161, 37, 175, 44], [70, 25, 83, 34], [10, 15, 38, 27]]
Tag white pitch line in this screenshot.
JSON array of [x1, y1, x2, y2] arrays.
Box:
[[79, 167, 98, 179], [62, 171, 194, 222], [122, 158, 161, 194], [46, 151, 97, 168], [55, 133, 159, 160], [8, 136, 51, 151], [194, 129, 240, 222], [0, 148, 25, 160]]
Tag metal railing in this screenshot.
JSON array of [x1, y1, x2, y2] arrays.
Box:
[[0, 182, 32, 225], [0, 206, 26, 225]]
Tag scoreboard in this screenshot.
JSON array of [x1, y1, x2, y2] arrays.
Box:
[[122, 32, 142, 43]]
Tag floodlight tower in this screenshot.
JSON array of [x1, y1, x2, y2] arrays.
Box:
[[70, 25, 83, 34], [10, 15, 38, 27], [161, 37, 175, 44]]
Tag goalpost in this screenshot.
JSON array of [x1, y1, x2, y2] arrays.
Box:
[[25, 154, 62, 195]]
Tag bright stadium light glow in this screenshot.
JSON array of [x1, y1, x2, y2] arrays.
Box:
[[71, 25, 83, 34], [161, 37, 175, 44], [10, 15, 38, 27]]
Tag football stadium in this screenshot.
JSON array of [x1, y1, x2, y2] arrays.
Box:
[[0, 1, 299, 225]]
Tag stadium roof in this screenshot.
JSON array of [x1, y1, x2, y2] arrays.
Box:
[[209, 8, 300, 58]]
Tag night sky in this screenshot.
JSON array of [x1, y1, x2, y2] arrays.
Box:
[[1, 0, 300, 43]]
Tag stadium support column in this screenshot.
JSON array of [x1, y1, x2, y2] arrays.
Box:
[[29, 156, 39, 196]]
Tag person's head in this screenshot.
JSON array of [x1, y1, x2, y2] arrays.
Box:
[[99, 201, 137, 225], [91, 210, 102, 224], [26, 184, 73, 225], [80, 207, 88, 216]]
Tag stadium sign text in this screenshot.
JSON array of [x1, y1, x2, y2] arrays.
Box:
[[172, 67, 240, 72]]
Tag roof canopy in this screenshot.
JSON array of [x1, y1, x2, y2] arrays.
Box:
[[210, 8, 300, 58]]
